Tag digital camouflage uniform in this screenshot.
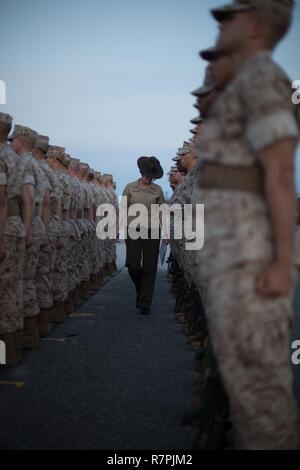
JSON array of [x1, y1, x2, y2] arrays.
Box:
[[84, 179, 96, 278], [107, 183, 118, 268], [38, 159, 62, 309], [0, 144, 27, 334], [22, 153, 47, 320], [193, 51, 300, 450], [66, 172, 81, 293], [95, 179, 109, 274], [57, 171, 72, 303], [91, 183, 104, 276], [77, 178, 90, 284]]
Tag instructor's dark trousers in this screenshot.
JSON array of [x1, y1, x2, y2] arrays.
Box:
[[125, 232, 160, 310]]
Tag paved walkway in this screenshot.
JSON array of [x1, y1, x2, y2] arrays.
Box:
[[1, 250, 299, 450], [0, 265, 197, 450]]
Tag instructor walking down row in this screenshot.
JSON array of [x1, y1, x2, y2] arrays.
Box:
[[123, 157, 165, 316]]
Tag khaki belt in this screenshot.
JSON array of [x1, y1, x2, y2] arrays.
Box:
[[7, 199, 21, 217], [198, 162, 264, 194]]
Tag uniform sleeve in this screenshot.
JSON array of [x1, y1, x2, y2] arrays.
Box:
[[0, 159, 7, 186], [23, 160, 35, 186], [122, 184, 131, 205], [242, 61, 299, 152]]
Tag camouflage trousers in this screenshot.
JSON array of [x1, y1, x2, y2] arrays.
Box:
[[67, 220, 81, 291], [98, 239, 105, 270], [67, 235, 79, 292], [172, 239, 185, 270], [106, 239, 116, 264], [80, 235, 91, 282], [206, 261, 300, 450], [23, 218, 45, 319], [0, 236, 18, 334], [76, 220, 90, 282], [16, 237, 26, 331], [96, 238, 105, 272], [45, 235, 58, 307], [37, 241, 54, 310], [52, 236, 69, 303], [91, 235, 100, 275], [87, 233, 95, 277]]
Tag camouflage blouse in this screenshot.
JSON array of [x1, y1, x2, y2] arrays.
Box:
[[193, 51, 299, 279]]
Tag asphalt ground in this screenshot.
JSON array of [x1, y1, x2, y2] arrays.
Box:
[[0, 243, 299, 450], [0, 247, 197, 450]]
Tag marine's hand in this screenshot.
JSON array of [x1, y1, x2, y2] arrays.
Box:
[[256, 261, 293, 297], [26, 232, 33, 248]]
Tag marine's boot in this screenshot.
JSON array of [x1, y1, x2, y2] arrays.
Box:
[[37, 308, 52, 337], [97, 270, 104, 287], [104, 263, 111, 277], [64, 293, 75, 316], [89, 274, 98, 292], [100, 266, 106, 281], [72, 288, 80, 307], [82, 280, 91, 298], [78, 282, 89, 300], [20, 317, 40, 349], [0, 332, 21, 367], [175, 313, 185, 324], [50, 301, 66, 323]]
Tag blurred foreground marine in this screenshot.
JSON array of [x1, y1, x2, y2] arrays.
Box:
[[169, 71, 230, 448], [193, 0, 300, 449]]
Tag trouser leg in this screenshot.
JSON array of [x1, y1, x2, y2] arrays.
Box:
[[0, 236, 18, 334], [139, 238, 160, 310], [125, 237, 143, 300], [206, 262, 300, 450]]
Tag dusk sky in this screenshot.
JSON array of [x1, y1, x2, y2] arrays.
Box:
[[1, 0, 300, 197]]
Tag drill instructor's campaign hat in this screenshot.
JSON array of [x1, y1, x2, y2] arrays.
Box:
[[137, 156, 164, 180]]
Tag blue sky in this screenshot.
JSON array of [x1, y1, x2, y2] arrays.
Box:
[[1, 0, 300, 197]]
